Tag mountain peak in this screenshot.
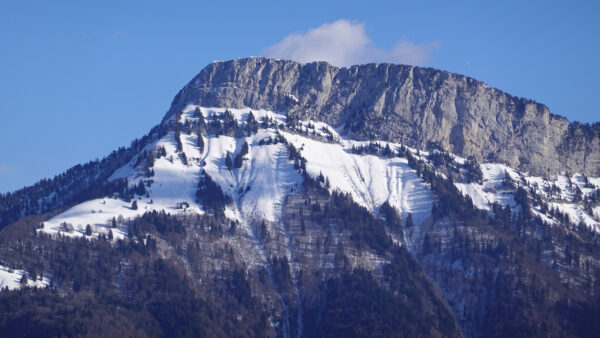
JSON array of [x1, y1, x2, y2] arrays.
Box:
[[165, 58, 598, 176]]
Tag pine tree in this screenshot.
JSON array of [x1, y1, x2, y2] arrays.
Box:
[[222, 109, 238, 135], [184, 119, 194, 134], [246, 111, 259, 135], [131, 200, 138, 210], [135, 181, 146, 196], [465, 156, 483, 184], [175, 121, 183, 152], [405, 213, 414, 229], [234, 141, 249, 168], [85, 224, 92, 236], [225, 152, 233, 170], [193, 106, 202, 118], [108, 229, 114, 240], [383, 144, 393, 157], [19, 274, 28, 287], [195, 108, 206, 134], [262, 115, 272, 128], [181, 152, 188, 165], [574, 186, 583, 202], [157, 145, 167, 158]]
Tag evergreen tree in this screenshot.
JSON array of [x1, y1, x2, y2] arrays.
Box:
[[193, 107, 202, 118], [181, 152, 188, 165], [135, 181, 146, 196], [222, 110, 238, 135], [465, 156, 483, 184], [405, 213, 414, 229], [225, 152, 233, 170], [85, 224, 93, 236], [261, 115, 272, 129], [195, 108, 206, 135], [196, 170, 233, 212], [175, 121, 183, 152], [246, 112, 259, 135], [157, 145, 167, 158], [131, 200, 138, 210], [234, 142, 249, 168], [574, 186, 583, 202], [318, 171, 325, 183], [383, 144, 393, 157]]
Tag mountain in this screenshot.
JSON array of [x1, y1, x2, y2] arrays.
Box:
[[169, 57, 600, 177], [0, 58, 599, 337]]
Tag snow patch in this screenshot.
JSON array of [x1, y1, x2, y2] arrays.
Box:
[[0, 265, 50, 290], [281, 131, 433, 227], [42, 128, 204, 240], [201, 130, 302, 223], [455, 163, 518, 211]]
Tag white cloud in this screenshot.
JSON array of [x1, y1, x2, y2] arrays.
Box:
[[262, 19, 440, 67]]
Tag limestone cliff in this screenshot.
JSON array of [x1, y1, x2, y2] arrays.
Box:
[[166, 57, 600, 176]]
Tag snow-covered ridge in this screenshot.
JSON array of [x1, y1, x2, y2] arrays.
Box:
[[40, 106, 433, 240], [452, 157, 600, 232], [39, 106, 600, 241], [42, 129, 204, 240]]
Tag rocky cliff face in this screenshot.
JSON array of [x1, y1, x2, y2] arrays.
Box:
[[166, 57, 600, 177]]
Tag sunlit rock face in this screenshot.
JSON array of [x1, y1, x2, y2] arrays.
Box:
[[167, 57, 599, 177]]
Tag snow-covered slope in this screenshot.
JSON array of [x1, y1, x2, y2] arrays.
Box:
[[0, 265, 49, 290], [282, 132, 433, 227], [40, 106, 600, 243], [454, 163, 520, 211], [43, 130, 204, 240], [40, 107, 433, 240], [453, 159, 600, 232], [199, 130, 302, 223]]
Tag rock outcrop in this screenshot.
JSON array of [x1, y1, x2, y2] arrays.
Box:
[[166, 57, 600, 176]]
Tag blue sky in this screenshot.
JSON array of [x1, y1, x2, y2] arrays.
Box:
[[1, 1, 599, 193]]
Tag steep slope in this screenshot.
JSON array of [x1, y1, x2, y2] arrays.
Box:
[[0, 123, 167, 229], [38, 107, 436, 241], [167, 57, 600, 177], [3, 107, 462, 337], [402, 150, 600, 337]]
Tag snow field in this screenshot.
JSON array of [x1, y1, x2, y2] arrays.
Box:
[[281, 132, 433, 227], [0, 265, 50, 290], [41, 106, 600, 242]]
